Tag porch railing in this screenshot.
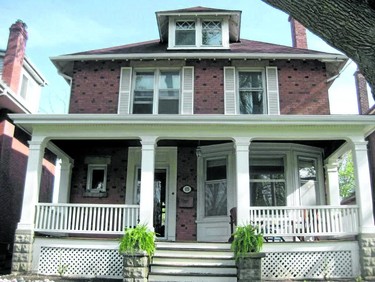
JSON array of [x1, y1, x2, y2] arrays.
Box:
[[249, 205, 359, 239], [35, 203, 140, 235]]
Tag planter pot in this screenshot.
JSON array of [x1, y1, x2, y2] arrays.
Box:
[[236, 252, 266, 282], [121, 252, 150, 282]]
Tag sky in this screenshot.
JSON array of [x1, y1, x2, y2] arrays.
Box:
[[0, 0, 373, 114]]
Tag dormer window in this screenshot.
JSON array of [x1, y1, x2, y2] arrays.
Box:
[[168, 17, 228, 49], [175, 21, 196, 46], [202, 21, 222, 46]]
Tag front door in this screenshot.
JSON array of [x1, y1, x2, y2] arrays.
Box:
[[197, 144, 234, 242]]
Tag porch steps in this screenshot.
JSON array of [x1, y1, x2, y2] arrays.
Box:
[[148, 242, 237, 282]]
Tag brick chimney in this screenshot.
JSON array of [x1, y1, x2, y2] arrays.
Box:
[[2, 20, 28, 94], [289, 17, 307, 49], [354, 69, 369, 114]]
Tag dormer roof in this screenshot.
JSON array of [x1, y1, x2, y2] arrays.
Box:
[[155, 6, 242, 43]]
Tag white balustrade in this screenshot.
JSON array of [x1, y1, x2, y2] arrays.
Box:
[[35, 203, 139, 234], [249, 206, 359, 240]]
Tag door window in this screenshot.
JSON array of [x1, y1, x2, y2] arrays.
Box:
[[205, 158, 227, 216]]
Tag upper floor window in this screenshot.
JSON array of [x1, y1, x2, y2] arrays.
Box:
[[169, 18, 228, 49], [133, 70, 180, 114], [202, 21, 222, 46], [238, 71, 265, 114], [119, 66, 194, 115], [224, 66, 279, 115], [175, 21, 196, 46]]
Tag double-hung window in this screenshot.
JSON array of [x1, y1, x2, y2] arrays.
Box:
[[250, 157, 286, 207], [175, 21, 196, 46], [202, 21, 222, 46], [238, 71, 265, 114], [224, 66, 279, 115], [132, 69, 181, 114]]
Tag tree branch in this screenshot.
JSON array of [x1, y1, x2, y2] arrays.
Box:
[[262, 0, 375, 101]]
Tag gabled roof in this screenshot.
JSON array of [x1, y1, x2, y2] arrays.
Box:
[[155, 6, 242, 43]]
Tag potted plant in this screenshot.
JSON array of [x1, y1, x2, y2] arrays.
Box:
[[119, 224, 156, 281], [231, 223, 265, 281]]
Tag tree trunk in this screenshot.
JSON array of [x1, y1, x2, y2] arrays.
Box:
[[262, 0, 375, 101]]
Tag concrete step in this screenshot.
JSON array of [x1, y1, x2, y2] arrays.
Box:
[[148, 273, 237, 282], [149, 242, 237, 282]]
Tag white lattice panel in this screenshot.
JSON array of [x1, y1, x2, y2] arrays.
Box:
[[38, 247, 122, 278], [262, 251, 353, 279]]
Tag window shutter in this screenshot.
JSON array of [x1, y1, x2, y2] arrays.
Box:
[[224, 67, 236, 115], [181, 66, 194, 114], [266, 66, 280, 115], [118, 67, 132, 114]]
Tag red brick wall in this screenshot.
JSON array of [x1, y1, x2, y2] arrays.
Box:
[[190, 59, 230, 114], [275, 60, 330, 115], [176, 147, 197, 241], [69, 59, 330, 115], [70, 60, 129, 113], [69, 143, 127, 204]]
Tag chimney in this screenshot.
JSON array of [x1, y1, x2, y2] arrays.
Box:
[[354, 69, 369, 114], [2, 20, 28, 94], [289, 17, 307, 49]]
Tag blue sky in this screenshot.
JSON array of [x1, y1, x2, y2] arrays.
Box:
[[1, 0, 372, 114]]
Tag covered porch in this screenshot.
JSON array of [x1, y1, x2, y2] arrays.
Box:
[[9, 113, 375, 278]]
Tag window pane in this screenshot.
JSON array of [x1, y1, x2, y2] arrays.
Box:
[[91, 169, 105, 190], [298, 158, 318, 205], [250, 157, 286, 206], [159, 71, 180, 114], [239, 72, 264, 114], [206, 159, 227, 181], [133, 72, 154, 114], [176, 21, 195, 46], [205, 181, 227, 216], [202, 21, 222, 46]]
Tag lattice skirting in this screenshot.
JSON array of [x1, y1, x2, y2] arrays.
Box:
[[38, 246, 122, 278], [262, 250, 353, 279]]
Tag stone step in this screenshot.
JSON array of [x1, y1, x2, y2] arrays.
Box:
[[152, 256, 235, 266], [148, 273, 237, 282], [150, 264, 237, 275]]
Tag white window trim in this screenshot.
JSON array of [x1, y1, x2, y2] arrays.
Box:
[[86, 164, 108, 193], [237, 68, 267, 115], [168, 16, 229, 50], [130, 68, 182, 114]]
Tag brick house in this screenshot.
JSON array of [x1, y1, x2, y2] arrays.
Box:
[[9, 7, 375, 281], [0, 20, 50, 273]]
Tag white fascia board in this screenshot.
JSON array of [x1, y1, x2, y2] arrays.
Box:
[[50, 52, 347, 63], [23, 57, 48, 86], [9, 113, 375, 129]]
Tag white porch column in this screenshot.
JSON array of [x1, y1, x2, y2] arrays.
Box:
[[325, 161, 341, 205], [139, 136, 157, 231], [234, 137, 251, 225], [17, 136, 47, 230], [350, 139, 375, 233], [52, 156, 73, 204]]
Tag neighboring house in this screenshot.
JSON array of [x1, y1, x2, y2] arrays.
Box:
[[0, 20, 50, 273], [9, 7, 375, 281]]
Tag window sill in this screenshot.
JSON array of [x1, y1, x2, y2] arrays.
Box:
[[83, 191, 108, 198]]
